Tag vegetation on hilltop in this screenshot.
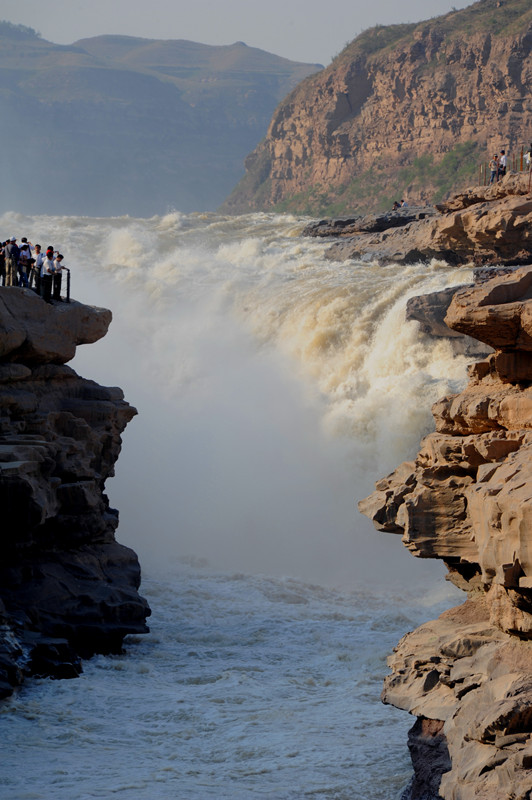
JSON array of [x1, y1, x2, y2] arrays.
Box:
[[0, 21, 40, 39]]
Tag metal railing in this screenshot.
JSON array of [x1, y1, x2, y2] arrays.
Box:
[[27, 265, 71, 303]]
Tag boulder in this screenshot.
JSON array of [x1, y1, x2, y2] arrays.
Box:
[[0, 287, 111, 363]]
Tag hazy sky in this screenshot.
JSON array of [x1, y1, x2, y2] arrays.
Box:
[[4, 0, 472, 65]]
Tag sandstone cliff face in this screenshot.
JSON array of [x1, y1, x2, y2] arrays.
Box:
[[222, 0, 532, 216], [360, 268, 532, 799], [0, 288, 149, 698]]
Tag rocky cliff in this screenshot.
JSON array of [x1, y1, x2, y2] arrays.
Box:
[[304, 172, 532, 267], [0, 288, 149, 698], [360, 267, 532, 799], [222, 0, 532, 216]]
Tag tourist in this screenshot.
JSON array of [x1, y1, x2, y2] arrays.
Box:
[[52, 254, 64, 301], [4, 237, 19, 286], [489, 154, 499, 184], [0, 242, 5, 287], [400, 198, 408, 207], [18, 241, 32, 287], [498, 149, 507, 179], [32, 244, 44, 294], [40, 249, 55, 303]]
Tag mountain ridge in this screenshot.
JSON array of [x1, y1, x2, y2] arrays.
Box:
[[0, 23, 321, 216]]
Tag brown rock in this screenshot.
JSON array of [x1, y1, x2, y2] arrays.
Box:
[[0, 287, 111, 363], [0, 289, 149, 696], [445, 266, 532, 350], [223, 2, 532, 216], [360, 262, 532, 797]]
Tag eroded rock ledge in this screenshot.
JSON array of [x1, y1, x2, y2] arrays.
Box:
[[360, 267, 532, 799], [0, 288, 150, 698], [304, 173, 532, 267]]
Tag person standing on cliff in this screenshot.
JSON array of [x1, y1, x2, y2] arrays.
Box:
[[489, 154, 499, 184], [498, 150, 507, 180], [0, 242, 5, 286], [52, 254, 64, 301], [32, 244, 43, 294], [40, 249, 55, 303], [18, 241, 32, 287], [4, 237, 20, 287]]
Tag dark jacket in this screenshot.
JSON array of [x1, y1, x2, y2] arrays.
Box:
[[4, 242, 20, 262]]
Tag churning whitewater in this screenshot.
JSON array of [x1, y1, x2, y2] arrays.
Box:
[[0, 210, 472, 799]]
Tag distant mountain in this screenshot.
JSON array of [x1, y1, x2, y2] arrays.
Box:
[[221, 0, 532, 216], [0, 22, 321, 216]]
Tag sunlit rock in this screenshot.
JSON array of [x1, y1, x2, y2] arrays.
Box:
[[360, 262, 532, 798]]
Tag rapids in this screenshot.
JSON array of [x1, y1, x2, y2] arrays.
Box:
[[0, 210, 471, 798]]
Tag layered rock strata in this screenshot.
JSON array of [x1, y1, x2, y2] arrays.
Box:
[[0, 288, 150, 698], [360, 267, 532, 799], [305, 173, 532, 267], [223, 0, 532, 216]]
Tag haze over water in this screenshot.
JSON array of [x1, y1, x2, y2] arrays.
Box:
[[0, 209, 470, 798]]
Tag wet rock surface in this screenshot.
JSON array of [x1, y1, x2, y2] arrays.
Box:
[[0, 288, 150, 696], [307, 174, 532, 268], [302, 206, 437, 238], [360, 266, 532, 799]]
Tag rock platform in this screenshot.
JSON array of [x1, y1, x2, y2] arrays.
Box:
[[305, 173, 532, 268]]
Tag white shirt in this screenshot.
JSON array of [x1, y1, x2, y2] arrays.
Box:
[[41, 257, 54, 277]]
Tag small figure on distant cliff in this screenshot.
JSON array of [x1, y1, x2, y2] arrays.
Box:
[[40, 248, 55, 303], [489, 154, 499, 184], [18, 241, 32, 287], [393, 200, 400, 210], [498, 149, 507, 179], [4, 237, 19, 287], [524, 145, 532, 170], [32, 244, 43, 294], [0, 242, 5, 287], [400, 198, 408, 207], [52, 254, 64, 301]]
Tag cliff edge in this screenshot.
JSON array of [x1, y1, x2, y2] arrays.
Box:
[[222, 0, 532, 216], [360, 268, 532, 798], [0, 288, 150, 698]]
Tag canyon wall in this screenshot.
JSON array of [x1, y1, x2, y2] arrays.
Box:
[[222, 0, 532, 216], [0, 288, 149, 697], [360, 267, 532, 799]]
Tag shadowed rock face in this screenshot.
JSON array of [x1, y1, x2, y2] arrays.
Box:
[[0, 288, 150, 698], [360, 267, 532, 799]]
